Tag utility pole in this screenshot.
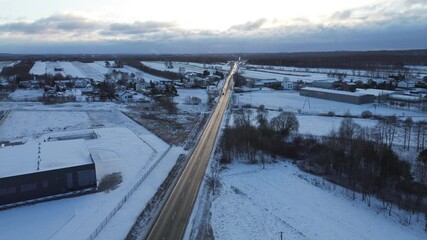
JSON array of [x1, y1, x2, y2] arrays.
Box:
[[278, 231, 284, 240]]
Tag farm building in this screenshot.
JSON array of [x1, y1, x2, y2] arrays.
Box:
[[397, 79, 416, 89], [300, 87, 375, 105], [0, 139, 97, 207]]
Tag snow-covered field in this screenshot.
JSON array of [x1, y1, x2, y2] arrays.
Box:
[[211, 161, 426, 240], [29, 61, 85, 78], [297, 115, 377, 136], [0, 110, 91, 141], [142, 61, 228, 74], [235, 90, 427, 120]]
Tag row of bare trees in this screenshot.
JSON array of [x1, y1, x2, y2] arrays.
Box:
[[220, 106, 299, 166], [299, 118, 427, 230]]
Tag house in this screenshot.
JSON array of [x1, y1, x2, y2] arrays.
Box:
[[179, 67, 186, 75], [74, 78, 92, 88], [397, 79, 416, 89], [186, 76, 208, 88], [311, 80, 335, 89], [18, 80, 41, 89], [260, 79, 281, 89], [0, 80, 8, 90], [246, 78, 264, 88], [282, 78, 294, 90], [341, 82, 357, 92], [0, 139, 97, 207]]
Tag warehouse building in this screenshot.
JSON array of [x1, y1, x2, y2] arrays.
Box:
[[300, 87, 375, 105], [0, 139, 97, 207]]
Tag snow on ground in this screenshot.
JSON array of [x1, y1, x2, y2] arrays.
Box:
[[30, 61, 87, 78], [72, 62, 106, 81], [29, 61, 46, 75], [0, 101, 124, 112], [60, 61, 86, 78], [175, 88, 209, 113], [8, 89, 44, 101], [211, 161, 426, 240], [242, 68, 331, 83], [142, 61, 228, 75], [297, 115, 377, 136], [0, 110, 92, 141], [235, 90, 427, 120]]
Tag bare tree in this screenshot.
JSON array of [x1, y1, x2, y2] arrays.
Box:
[[403, 117, 413, 150], [205, 163, 222, 196], [270, 111, 299, 137]]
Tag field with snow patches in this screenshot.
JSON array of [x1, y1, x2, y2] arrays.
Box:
[[211, 161, 426, 240], [0, 61, 16, 72], [0, 108, 176, 240]]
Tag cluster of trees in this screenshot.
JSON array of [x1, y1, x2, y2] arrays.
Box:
[[126, 60, 181, 80], [1, 60, 34, 82], [233, 73, 246, 87], [220, 106, 299, 167], [104, 60, 124, 68]]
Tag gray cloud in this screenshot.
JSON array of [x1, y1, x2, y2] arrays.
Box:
[[229, 18, 267, 32], [0, 2, 426, 54], [101, 21, 177, 36], [0, 14, 100, 34]]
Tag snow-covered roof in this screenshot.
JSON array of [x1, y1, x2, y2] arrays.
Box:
[[0, 139, 93, 178], [301, 87, 372, 97], [356, 88, 395, 96], [389, 94, 422, 102]]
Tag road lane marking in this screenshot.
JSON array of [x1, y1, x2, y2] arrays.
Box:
[[172, 211, 176, 221]]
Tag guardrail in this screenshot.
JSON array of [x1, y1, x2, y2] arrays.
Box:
[[87, 145, 172, 240]]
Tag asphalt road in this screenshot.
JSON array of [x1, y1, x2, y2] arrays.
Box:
[[146, 64, 237, 240]]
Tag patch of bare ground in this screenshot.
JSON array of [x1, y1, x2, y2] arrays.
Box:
[[97, 172, 122, 192], [127, 102, 203, 145]]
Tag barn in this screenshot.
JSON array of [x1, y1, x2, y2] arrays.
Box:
[[300, 87, 375, 105], [0, 139, 97, 207]]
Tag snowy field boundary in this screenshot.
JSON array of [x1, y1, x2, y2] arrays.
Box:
[[87, 145, 172, 240]]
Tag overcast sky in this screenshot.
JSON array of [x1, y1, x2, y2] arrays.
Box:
[[0, 0, 426, 54]]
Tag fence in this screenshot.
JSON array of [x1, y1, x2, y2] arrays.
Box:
[[87, 145, 172, 240]]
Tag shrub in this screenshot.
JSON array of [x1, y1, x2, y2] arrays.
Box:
[[361, 110, 373, 118]]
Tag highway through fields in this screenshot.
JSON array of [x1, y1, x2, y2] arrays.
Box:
[[146, 63, 237, 240]]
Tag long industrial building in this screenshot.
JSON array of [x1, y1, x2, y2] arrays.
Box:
[[0, 139, 97, 207], [300, 87, 375, 105]]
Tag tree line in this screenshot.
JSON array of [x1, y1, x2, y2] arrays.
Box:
[[125, 60, 181, 80]]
